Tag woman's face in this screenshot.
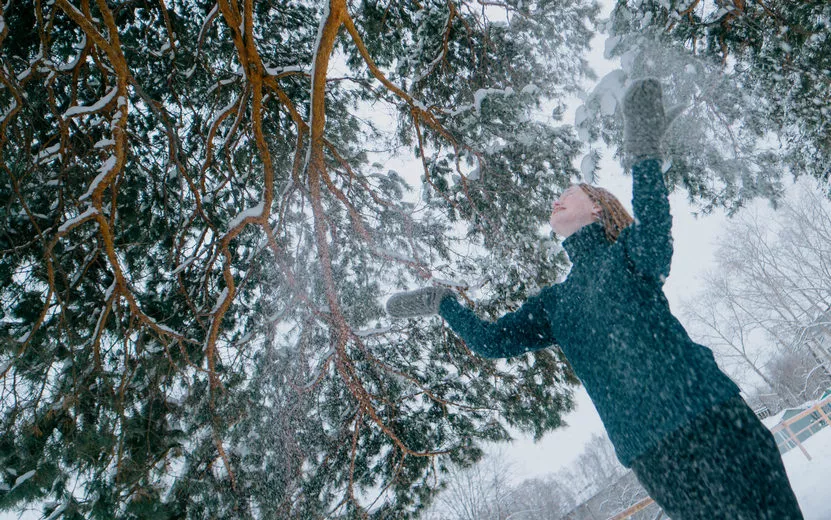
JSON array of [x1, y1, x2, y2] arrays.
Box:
[[549, 186, 600, 238]]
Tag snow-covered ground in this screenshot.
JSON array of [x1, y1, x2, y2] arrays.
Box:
[[782, 425, 831, 519]]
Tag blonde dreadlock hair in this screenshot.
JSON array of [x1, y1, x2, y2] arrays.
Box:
[[577, 183, 634, 243]]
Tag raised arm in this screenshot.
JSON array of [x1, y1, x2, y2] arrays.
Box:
[[438, 289, 556, 359], [625, 158, 673, 281], [622, 79, 681, 282]]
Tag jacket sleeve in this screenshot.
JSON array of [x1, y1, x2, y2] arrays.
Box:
[[624, 158, 674, 282], [438, 289, 556, 359]]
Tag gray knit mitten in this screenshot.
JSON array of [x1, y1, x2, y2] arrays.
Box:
[[386, 287, 454, 318], [623, 78, 684, 165]]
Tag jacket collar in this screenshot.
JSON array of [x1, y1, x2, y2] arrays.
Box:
[[562, 222, 609, 263]]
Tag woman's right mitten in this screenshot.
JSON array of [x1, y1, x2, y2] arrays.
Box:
[[622, 78, 685, 166]]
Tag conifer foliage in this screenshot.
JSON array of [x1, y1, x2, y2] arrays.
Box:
[[0, 0, 595, 516], [580, 1, 830, 211]]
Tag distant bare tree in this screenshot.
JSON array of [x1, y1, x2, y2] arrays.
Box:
[[503, 476, 576, 520], [683, 272, 786, 401], [683, 181, 831, 406], [533, 433, 659, 520], [427, 449, 578, 520], [429, 432, 648, 520], [556, 433, 626, 499], [766, 348, 831, 405], [433, 451, 517, 520]]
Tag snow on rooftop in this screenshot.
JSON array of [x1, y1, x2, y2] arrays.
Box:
[[762, 409, 788, 428], [761, 399, 824, 428]]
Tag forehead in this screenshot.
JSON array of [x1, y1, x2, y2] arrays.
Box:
[[560, 185, 583, 197]]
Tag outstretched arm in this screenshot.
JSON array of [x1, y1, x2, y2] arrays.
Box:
[[438, 290, 556, 359]]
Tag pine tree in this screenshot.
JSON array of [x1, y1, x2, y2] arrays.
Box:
[[0, 0, 596, 517]]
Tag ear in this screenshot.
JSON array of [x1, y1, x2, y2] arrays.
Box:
[[591, 205, 603, 220]]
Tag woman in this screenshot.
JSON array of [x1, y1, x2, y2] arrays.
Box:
[[387, 80, 803, 519]]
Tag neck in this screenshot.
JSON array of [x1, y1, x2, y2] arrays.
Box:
[[562, 222, 608, 263]]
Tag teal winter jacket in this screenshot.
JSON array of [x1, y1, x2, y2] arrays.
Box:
[[439, 159, 740, 467]]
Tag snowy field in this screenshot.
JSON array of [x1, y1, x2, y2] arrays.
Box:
[[782, 425, 831, 519]]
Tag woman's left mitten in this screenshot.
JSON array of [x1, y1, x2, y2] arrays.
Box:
[[386, 287, 453, 318]]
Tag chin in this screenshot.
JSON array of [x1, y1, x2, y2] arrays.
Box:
[[550, 219, 569, 237], [551, 226, 570, 238]]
